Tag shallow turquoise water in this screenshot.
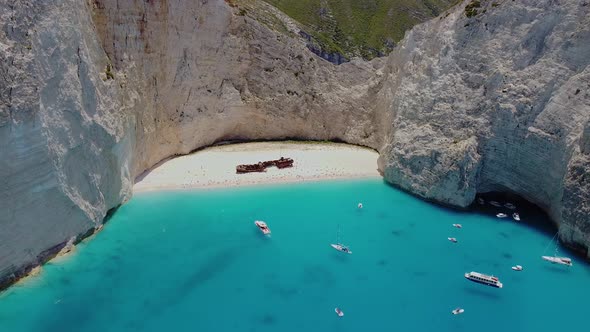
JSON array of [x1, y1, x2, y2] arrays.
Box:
[[1, 179, 588, 332]]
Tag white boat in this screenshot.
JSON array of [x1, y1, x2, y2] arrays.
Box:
[[331, 243, 352, 254], [452, 223, 462, 228], [477, 197, 485, 205], [335, 308, 344, 317], [504, 203, 516, 210], [496, 213, 508, 218], [358, 203, 363, 209], [541, 232, 573, 267], [512, 213, 520, 221], [542, 256, 572, 266], [448, 237, 458, 243], [451, 308, 465, 315], [254, 220, 271, 235], [331, 225, 352, 254], [489, 201, 502, 207], [511, 265, 523, 271], [464, 271, 503, 288]]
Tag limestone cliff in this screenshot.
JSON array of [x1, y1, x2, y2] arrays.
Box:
[[0, 0, 381, 288], [0, 0, 589, 289], [377, 0, 590, 254], [0, 0, 132, 288]]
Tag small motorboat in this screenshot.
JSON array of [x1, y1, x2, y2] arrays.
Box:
[[489, 201, 502, 207], [477, 197, 485, 205], [504, 203, 516, 210], [512, 213, 521, 221], [335, 308, 344, 317], [331, 243, 352, 254], [254, 220, 271, 235], [451, 308, 465, 315], [452, 223, 462, 228], [496, 213, 508, 218], [448, 237, 458, 243], [358, 203, 363, 209], [511, 265, 523, 271]]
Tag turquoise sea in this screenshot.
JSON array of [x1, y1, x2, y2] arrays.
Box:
[[0, 179, 588, 332]]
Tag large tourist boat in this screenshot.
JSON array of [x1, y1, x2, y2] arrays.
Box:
[[254, 221, 271, 235], [542, 256, 572, 266], [464, 271, 503, 288]]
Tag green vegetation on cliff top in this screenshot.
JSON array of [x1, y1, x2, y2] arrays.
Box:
[[261, 0, 458, 59]]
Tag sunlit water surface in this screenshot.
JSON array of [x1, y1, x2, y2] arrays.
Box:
[[1, 179, 588, 332]]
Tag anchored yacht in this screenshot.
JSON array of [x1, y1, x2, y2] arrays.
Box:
[[464, 271, 503, 288], [542, 256, 572, 266], [254, 221, 271, 235]]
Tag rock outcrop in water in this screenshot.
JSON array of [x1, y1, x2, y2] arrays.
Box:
[[0, 0, 589, 288]]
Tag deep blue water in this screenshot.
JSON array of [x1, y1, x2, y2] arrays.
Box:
[[0, 179, 588, 332]]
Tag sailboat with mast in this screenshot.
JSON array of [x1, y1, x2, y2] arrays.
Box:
[[541, 232, 572, 266], [330, 224, 352, 254]]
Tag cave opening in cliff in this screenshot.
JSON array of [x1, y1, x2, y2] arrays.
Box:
[[473, 191, 557, 235], [471, 191, 588, 258]]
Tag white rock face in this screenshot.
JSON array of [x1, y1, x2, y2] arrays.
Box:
[[0, 0, 589, 287], [377, 0, 590, 255], [0, 0, 132, 286]]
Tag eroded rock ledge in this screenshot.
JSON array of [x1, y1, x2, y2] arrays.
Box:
[[0, 0, 588, 288]]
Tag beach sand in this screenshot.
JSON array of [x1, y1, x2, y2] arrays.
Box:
[[134, 142, 381, 192]]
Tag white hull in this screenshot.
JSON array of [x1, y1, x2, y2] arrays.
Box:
[[542, 256, 572, 266], [335, 308, 344, 317], [496, 213, 507, 218], [464, 272, 503, 288], [512, 213, 520, 221], [254, 221, 271, 235], [452, 308, 464, 315], [331, 244, 352, 254], [511, 265, 523, 271]]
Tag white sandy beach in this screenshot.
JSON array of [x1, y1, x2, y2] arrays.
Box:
[[134, 142, 381, 192]]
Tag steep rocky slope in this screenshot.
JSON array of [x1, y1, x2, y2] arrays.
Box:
[[0, 0, 381, 288], [377, 0, 590, 251], [0, 0, 132, 288], [0, 0, 588, 289]]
